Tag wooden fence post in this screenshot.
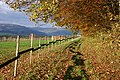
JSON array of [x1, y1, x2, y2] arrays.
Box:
[[47, 37, 49, 50], [38, 37, 41, 58], [67, 35, 69, 42], [30, 34, 33, 65], [51, 36, 54, 48], [65, 35, 66, 41], [60, 35, 62, 44], [14, 35, 20, 77], [66, 36, 68, 42], [69, 35, 71, 41], [54, 36, 56, 47], [44, 36, 46, 50], [71, 35, 73, 40]]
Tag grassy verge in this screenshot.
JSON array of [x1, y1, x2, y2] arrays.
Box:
[[80, 36, 120, 80]]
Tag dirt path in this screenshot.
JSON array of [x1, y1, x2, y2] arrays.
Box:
[[60, 39, 88, 80]]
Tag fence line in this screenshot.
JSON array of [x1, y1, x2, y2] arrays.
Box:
[[0, 34, 76, 77], [14, 35, 19, 77], [30, 34, 33, 65]]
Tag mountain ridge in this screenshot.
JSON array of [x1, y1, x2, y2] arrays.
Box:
[[0, 23, 47, 36], [32, 27, 72, 36], [0, 23, 72, 36]]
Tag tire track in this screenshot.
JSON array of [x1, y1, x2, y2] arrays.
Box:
[[63, 39, 89, 80]]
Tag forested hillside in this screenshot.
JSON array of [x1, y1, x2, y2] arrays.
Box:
[[0, 23, 47, 36]]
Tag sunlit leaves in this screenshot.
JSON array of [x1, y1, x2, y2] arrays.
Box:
[[4, 0, 119, 35]]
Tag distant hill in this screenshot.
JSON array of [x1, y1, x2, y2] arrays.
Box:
[[32, 27, 72, 36], [0, 24, 47, 36]]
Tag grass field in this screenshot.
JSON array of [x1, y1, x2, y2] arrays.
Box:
[[0, 39, 50, 63]]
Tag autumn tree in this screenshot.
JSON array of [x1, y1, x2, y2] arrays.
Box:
[[4, 0, 119, 35]]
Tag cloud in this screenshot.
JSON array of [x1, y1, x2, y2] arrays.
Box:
[[0, 1, 13, 14], [0, 1, 52, 28]]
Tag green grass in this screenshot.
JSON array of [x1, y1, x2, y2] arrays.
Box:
[[0, 38, 76, 79], [0, 40, 50, 63]]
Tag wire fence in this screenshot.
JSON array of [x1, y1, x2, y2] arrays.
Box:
[[0, 34, 76, 77]]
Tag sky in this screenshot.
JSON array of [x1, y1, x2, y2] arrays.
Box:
[[0, 1, 52, 28]]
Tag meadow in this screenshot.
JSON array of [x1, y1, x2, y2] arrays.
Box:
[[0, 39, 50, 64]]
